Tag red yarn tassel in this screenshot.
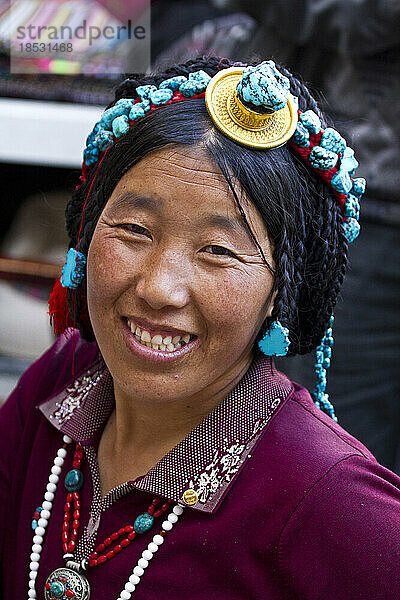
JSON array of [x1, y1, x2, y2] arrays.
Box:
[[48, 276, 75, 336]]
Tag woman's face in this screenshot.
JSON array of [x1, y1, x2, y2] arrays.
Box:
[[87, 145, 275, 406]]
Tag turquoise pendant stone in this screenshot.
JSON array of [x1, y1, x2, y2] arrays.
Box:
[[49, 581, 64, 597], [64, 469, 83, 492], [44, 567, 90, 600], [134, 512, 154, 534]]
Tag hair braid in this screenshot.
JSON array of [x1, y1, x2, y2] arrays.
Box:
[[269, 230, 298, 334], [296, 181, 348, 353]]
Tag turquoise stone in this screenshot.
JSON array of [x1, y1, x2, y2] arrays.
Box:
[[237, 60, 289, 112], [159, 75, 186, 91], [31, 519, 38, 530], [258, 320, 290, 357], [134, 512, 154, 534], [112, 115, 129, 137], [49, 581, 64, 597], [64, 469, 83, 492]]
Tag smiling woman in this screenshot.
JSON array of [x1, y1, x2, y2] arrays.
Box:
[[1, 56, 400, 600], [88, 145, 276, 493], [88, 146, 274, 398]]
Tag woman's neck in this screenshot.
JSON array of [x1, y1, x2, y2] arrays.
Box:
[[97, 354, 252, 497]]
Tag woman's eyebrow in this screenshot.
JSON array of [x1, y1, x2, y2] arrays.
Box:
[[201, 213, 249, 236], [112, 192, 163, 211]]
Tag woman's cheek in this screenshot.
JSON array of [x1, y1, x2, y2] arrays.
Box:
[[202, 269, 263, 335], [88, 235, 135, 301]]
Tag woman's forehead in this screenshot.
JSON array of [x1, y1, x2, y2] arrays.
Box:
[[108, 145, 269, 237], [117, 146, 231, 195]]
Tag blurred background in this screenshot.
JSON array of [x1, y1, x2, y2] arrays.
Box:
[[0, 1, 399, 472]]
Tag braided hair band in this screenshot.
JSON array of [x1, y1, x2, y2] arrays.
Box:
[[49, 59, 365, 419]]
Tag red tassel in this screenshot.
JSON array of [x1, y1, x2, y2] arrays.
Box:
[[48, 276, 75, 336]]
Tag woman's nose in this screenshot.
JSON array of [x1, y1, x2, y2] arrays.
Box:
[[134, 250, 191, 310]]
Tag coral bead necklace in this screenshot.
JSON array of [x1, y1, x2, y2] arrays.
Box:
[[27, 436, 185, 600]]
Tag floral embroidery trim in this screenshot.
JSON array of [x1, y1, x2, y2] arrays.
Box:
[[50, 364, 103, 425], [187, 397, 281, 505]]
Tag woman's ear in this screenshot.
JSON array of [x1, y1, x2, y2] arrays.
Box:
[[264, 288, 277, 320]]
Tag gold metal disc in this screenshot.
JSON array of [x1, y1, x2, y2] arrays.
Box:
[[182, 488, 199, 506], [205, 67, 298, 149]]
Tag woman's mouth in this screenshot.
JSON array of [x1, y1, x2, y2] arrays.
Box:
[[122, 317, 198, 362], [126, 318, 195, 352]]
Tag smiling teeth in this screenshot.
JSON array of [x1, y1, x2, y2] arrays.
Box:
[[140, 330, 151, 343], [127, 320, 193, 352]]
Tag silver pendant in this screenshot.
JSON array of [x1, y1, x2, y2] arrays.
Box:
[[44, 567, 90, 600]]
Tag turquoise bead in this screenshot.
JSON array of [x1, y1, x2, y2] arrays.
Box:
[[344, 195, 360, 220], [31, 519, 38, 530], [237, 60, 290, 112], [343, 217, 360, 243], [300, 110, 321, 134], [129, 104, 146, 120], [64, 469, 83, 492], [331, 168, 352, 194], [100, 100, 132, 128], [179, 80, 202, 97], [320, 127, 346, 154], [159, 75, 186, 91], [112, 115, 129, 137], [258, 320, 290, 357], [61, 249, 86, 289], [95, 129, 113, 152], [309, 146, 338, 170], [150, 88, 173, 105], [49, 581, 64, 597], [351, 177, 366, 199], [292, 122, 310, 148], [340, 146, 358, 174], [136, 84, 157, 101], [134, 512, 154, 534]]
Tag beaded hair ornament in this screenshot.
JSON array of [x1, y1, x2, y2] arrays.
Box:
[[50, 60, 365, 421]]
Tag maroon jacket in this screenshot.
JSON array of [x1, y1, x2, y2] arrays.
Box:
[[1, 331, 400, 599]]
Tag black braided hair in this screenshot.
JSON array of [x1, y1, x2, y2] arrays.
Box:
[[65, 55, 348, 354]]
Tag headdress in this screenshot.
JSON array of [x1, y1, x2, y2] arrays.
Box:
[[49, 59, 365, 420], [76, 60, 363, 241]]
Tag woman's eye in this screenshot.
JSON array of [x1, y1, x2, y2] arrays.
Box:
[[121, 223, 150, 237], [203, 244, 237, 258]]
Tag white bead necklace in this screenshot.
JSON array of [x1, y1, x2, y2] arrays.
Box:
[[27, 435, 185, 600]]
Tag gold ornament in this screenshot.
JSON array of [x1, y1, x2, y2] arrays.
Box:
[[205, 67, 298, 149], [182, 489, 199, 506]]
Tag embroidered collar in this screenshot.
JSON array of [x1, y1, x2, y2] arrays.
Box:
[[37, 352, 293, 513]]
